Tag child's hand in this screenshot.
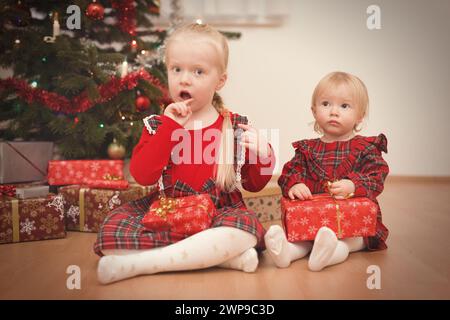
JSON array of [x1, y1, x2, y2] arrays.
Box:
[[238, 123, 271, 159], [164, 99, 194, 126], [329, 179, 355, 199], [288, 183, 312, 200]]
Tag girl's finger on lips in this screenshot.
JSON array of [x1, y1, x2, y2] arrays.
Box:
[[184, 98, 194, 106]]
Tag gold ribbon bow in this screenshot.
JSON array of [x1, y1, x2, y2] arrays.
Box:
[[150, 196, 178, 220]]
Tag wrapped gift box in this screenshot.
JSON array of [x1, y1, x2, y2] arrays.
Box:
[[0, 141, 54, 184], [281, 194, 378, 242], [142, 194, 215, 235], [59, 184, 155, 232], [16, 185, 50, 199], [47, 160, 124, 186], [0, 194, 66, 244]]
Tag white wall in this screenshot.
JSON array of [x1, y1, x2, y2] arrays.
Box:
[[219, 0, 450, 176]]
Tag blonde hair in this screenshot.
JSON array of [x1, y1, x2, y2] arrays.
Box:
[[311, 71, 369, 134], [165, 23, 237, 192]]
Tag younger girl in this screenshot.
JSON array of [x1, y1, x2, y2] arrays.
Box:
[[265, 71, 389, 271], [94, 23, 275, 284]]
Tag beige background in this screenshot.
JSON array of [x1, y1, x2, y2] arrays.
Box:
[[220, 0, 450, 176]]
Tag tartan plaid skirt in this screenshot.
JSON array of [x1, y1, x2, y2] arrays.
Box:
[[93, 190, 266, 256]]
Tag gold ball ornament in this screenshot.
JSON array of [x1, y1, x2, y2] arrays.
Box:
[[107, 139, 126, 159]]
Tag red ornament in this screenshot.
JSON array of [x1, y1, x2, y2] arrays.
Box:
[[135, 96, 150, 111], [86, 2, 104, 20]]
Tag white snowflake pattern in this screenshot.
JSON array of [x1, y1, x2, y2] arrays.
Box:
[[67, 205, 80, 224], [194, 210, 203, 218], [370, 206, 378, 214], [363, 215, 373, 225], [47, 194, 65, 221], [343, 220, 351, 228], [300, 233, 309, 240], [320, 217, 330, 226], [288, 232, 299, 242], [361, 201, 370, 207], [291, 219, 301, 227], [286, 212, 293, 220], [75, 171, 83, 179], [308, 225, 318, 235], [325, 203, 335, 210], [20, 218, 36, 235], [173, 212, 183, 220], [300, 217, 309, 226], [303, 206, 314, 213], [184, 223, 192, 231], [199, 222, 209, 230], [90, 162, 101, 172], [350, 209, 359, 217], [360, 226, 369, 235], [108, 192, 121, 209]]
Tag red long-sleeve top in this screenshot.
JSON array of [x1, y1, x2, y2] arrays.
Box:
[[130, 114, 275, 193]]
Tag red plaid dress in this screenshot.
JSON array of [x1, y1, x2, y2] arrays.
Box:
[[94, 112, 275, 256], [278, 134, 389, 250]]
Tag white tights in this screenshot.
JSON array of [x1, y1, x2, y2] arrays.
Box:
[[97, 226, 258, 284], [264, 225, 365, 271]]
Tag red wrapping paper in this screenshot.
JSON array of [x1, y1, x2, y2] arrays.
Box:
[[142, 194, 215, 235], [48, 160, 124, 185], [281, 194, 378, 242]]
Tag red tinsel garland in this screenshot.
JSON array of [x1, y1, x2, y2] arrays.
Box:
[[111, 0, 136, 36], [0, 69, 171, 114]]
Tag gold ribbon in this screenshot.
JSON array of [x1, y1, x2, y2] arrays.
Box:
[[79, 188, 87, 232], [323, 181, 354, 239], [103, 174, 121, 181], [11, 198, 19, 242]]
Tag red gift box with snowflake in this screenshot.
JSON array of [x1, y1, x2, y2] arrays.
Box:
[[281, 194, 377, 242], [47, 160, 124, 185], [0, 193, 66, 244], [142, 194, 215, 235], [59, 184, 154, 232]]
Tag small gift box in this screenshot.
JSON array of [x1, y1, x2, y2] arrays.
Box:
[[47, 160, 124, 186], [281, 194, 378, 242], [0, 141, 54, 183], [142, 194, 215, 235], [59, 184, 154, 232], [0, 193, 66, 244], [15, 185, 50, 199]]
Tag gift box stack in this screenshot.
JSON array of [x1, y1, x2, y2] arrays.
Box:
[[281, 194, 378, 242], [48, 159, 155, 233], [0, 141, 66, 244], [1, 141, 154, 244]]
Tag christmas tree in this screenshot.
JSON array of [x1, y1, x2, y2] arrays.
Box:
[[0, 0, 171, 159]]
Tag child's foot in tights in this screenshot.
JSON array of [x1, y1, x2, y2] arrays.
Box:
[[308, 227, 338, 271], [264, 225, 312, 268]]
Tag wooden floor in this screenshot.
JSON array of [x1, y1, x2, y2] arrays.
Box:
[[1, 179, 449, 300]]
